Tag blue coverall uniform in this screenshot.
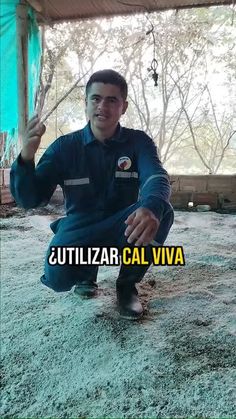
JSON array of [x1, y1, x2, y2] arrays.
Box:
[[10, 122, 174, 292]]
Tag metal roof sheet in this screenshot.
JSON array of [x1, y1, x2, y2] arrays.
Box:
[[32, 0, 233, 24]]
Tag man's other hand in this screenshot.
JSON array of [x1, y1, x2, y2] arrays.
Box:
[[124, 207, 160, 246], [21, 115, 46, 162]]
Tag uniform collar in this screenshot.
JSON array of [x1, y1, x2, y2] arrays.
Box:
[[82, 122, 127, 145]]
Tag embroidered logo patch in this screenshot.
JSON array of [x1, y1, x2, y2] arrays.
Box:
[[118, 156, 132, 170]]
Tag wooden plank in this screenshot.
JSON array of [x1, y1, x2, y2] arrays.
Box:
[[16, 2, 29, 151], [0, 169, 4, 187], [0, 169, 10, 187]]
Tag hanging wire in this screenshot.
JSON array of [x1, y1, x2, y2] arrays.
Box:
[[145, 15, 159, 86], [114, 9, 159, 86], [115, 0, 159, 86]]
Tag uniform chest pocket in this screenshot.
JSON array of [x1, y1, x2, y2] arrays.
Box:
[[114, 171, 139, 201], [64, 178, 94, 209]]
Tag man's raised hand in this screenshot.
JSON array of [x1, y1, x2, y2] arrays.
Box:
[[21, 115, 46, 162]]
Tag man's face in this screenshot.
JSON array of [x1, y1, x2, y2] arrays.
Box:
[[85, 82, 128, 137]]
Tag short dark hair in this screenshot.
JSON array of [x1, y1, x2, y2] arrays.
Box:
[[86, 69, 128, 100]]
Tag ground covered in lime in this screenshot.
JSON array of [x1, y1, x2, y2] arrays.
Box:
[[1, 207, 236, 418]]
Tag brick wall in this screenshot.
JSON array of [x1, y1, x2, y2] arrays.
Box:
[[170, 175, 236, 209], [1, 170, 236, 209]]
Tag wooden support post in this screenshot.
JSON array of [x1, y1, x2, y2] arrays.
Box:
[[16, 2, 28, 151]]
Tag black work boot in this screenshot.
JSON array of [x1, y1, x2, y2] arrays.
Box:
[[74, 280, 98, 298], [116, 282, 143, 320]]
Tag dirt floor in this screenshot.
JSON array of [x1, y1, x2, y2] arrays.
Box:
[[1, 205, 236, 419]]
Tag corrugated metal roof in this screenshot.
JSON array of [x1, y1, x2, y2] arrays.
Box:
[[35, 0, 233, 23]]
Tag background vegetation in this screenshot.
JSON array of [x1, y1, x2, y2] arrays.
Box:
[[37, 6, 236, 174]]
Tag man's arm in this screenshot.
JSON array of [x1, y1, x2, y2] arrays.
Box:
[[137, 133, 171, 221], [10, 115, 61, 209], [124, 133, 172, 246]]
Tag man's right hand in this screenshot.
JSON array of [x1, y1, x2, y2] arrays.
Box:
[[21, 115, 46, 162]]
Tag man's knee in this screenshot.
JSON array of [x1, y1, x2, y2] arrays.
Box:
[[153, 204, 174, 245], [40, 272, 74, 292], [42, 258, 77, 292]]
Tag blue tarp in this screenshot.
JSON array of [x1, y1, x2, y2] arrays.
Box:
[[0, 0, 41, 165]]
